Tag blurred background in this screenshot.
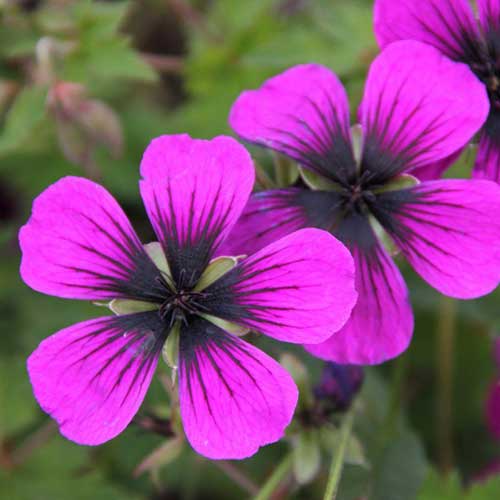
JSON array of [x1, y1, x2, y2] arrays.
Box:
[[1, 0, 500, 498]]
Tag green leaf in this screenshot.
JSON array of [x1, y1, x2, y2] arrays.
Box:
[[370, 431, 427, 500], [200, 314, 250, 336], [108, 299, 158, 315], [417, 469, 461, 500], [194, 256, 238, 291], [144, 242, 171, 278], [0, 86, 47, 157], [299, 166, 338, 190], [292, 430, 321, 485]]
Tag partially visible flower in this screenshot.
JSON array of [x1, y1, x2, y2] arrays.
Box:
[[224, 40, 500, 365], [19, 134, 357, 459], [314, 363, 364, 412], [374, 0, 500, 182], [48, 81, 123, 170]]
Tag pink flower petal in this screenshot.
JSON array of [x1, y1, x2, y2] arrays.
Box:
[[27, 313, 164, 445], [380, 180, 500, 298], [178, 318, 298, 459], [374, 0, 480, 61], [19, 177, 159, 300], [305, 243, 413, 365], [360, 41, 488, 177], [478, 0, 500, 33], [411, 150, 462, 181], [229, 64, 356, 182], [205, 228, 357, 344], [219, 188, 342, 257], [473, 127, 500, 182], [139, 134, 254, 288]]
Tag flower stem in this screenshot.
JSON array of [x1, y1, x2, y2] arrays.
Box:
[[436, 295, 457, 475], [323, 407, 355, 500], [254, 453, 293, 500], [213, 461, 259, 496]]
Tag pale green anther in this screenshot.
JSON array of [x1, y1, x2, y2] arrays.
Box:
[[351, 124, 363, 168], [369, 216, 399, 256], [272, 151, 299, 187], [375, 173, 420, 193], [162, 321, 180, 372], [299, 167, 338, 191], [201, 314, 250, 336], [109, 299, 158, 315], [193, 256, 238, 291], [144, 241, 172, 278]]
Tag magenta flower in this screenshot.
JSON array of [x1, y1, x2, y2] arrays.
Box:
[[375, 0, 500, 182], [19, 134, 357, 459], [226, 40, 500, 364]]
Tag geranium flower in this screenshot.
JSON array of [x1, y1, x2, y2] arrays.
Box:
[[226, 40, 500, 364], [19, 134, 357, 459], [375, 0, 500, 182]]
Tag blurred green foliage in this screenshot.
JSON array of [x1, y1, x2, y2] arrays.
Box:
[[1, 0, 499, 499]]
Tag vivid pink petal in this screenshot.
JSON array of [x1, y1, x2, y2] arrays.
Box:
[[178, 318, 298, 459], [305, 243, 414, 365], [139, 134, 254, 288], [360, 41, 489, 176], [219, 188, 343, 257], [27, 313, 164, 445], [374, 0, 481, 61], [478, 0, 500, 33], [411, 150, 462, 181], [380, 180, 500, 298], [486, 380, 500, 440], [229, 64, 356, 181], [473, 128, 500, 182], [19, 177, 159, 301], [205, 228, 357, 344]]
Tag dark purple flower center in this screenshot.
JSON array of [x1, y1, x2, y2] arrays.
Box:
[[155, 273, 210, 327]]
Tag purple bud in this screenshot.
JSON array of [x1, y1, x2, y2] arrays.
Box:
[[314, 362, 364, 411]]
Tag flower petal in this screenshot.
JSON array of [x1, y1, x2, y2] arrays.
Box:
[[139, 134, 254, 289], [229, 64, 356, 182], [374, 0, 481, 61], [360, 41, 488, 180], [203, 228, 357, 344], [478, 0, 500, 34], [219, 188, 343, 257], [178, 317, 298, 459], [27, 313, 165, 445], [411, 150, 462, 181], [376, 180, 500, 298], [19, 177, 161, 301], [474, 120, 500, 182], [305, 241, 414, 365]]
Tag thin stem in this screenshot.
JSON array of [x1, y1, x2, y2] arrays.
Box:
[[323, 408, 355, 500], [213, 460, 259, 496], [254, 453, 293, 500], [10, 420, 58, 467], [436, 295, 457, 475]]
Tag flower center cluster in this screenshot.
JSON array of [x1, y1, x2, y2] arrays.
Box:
[[339, 172, 377, 216], [156, 274, 208, 327], [471, 58, 500, 110]]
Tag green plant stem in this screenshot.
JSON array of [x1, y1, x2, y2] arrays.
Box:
[[254, 453, 293, 500], [436, 295, 457, 476], [323, 407, 355, 500]]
